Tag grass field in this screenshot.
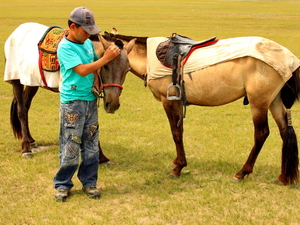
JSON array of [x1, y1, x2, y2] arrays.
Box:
[[1, 0, 300, 224]]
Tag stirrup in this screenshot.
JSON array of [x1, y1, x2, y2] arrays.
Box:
[[167, 83, 182, 100]]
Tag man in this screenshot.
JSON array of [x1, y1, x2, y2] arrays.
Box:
[[53, 6, 120, 201]]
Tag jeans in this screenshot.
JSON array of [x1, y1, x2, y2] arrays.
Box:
[[53, 100, 99, 190]]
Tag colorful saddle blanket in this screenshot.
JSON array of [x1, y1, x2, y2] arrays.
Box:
[[38, 26, 68, 72]]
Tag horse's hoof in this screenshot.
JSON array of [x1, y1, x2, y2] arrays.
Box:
[[182, 170, 190, 175], [30, 141, 38, 148], [99, 161, 113, 167], [273, 179, 285, 186], [168, 173, 180, 179], [22, 152, 34, 158], [231, 176, 243, 183]]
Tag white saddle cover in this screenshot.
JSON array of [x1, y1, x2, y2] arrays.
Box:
[[147, 36, 300, 82], [4, 22, 60, 88]]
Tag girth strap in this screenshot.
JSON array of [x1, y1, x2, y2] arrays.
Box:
[[162, 33, 217, 117]]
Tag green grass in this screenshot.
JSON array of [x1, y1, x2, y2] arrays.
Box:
[[1, 0, 300, 224]]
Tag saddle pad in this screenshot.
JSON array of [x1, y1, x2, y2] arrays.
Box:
[[38, 26, 67, 72], [147, 36, 300, 82]]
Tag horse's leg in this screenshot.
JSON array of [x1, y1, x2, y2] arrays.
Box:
[[10, 80, 33, 158], [233, 105, 270, 181], [23, 85, 39, 147], [162, 98, 187, 177], [268, 96, 288, 184], [269, 95, 299, 185], [98, 140, 111, 165]]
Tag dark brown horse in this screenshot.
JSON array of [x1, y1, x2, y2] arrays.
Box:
[[103, 30, 300, 185], [4, 23, 135, 159]]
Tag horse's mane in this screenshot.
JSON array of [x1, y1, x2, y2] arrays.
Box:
[[89, 34, 100, 42], [89, 34, 124, 49], [103, 32, 148, 44], [89, 31, 148, 46]]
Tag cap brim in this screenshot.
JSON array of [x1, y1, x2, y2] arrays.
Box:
[[82, 25, 101, 35]]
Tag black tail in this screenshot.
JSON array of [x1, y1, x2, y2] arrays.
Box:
[[10, 97, 22, 139], [281, 68, 300, 107], [280, 68, 300, 185]]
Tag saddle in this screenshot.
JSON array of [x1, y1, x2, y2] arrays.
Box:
[[156, 33, 218, 103], [38, 26, 68, 91], [156, 33, 218, 68]]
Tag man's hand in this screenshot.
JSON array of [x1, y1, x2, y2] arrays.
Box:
[[102, 44, 120, 61]]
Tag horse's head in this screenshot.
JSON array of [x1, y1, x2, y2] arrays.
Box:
[[92, 35, 136, 113]]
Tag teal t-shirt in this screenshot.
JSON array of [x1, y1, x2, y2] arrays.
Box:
[[57, 37, 99, 103]]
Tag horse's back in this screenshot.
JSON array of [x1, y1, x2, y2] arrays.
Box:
[[4, 23, 55, 86], [147, 36, 299, 81]]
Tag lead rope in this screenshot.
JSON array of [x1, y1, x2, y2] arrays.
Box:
[[89, 71, 104, 107]]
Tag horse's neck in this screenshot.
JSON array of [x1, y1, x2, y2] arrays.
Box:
[[128, 42, 147, 79]]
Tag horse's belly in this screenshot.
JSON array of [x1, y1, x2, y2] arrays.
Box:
[[184, 77, 245, 106], [183, 63, 246, 106]]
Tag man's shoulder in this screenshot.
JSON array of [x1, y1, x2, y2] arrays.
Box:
[[58, 38, 70, 51]]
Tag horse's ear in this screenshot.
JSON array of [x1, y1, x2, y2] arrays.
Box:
[[125, 38, 136, 54], [99, 34, 110, 50], [111, 28, 118, 35]]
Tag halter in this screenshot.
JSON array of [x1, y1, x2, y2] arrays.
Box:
[[95, 83, 124, 100], [93, 75, 124, 101], [93, 84, 124, 105], [102, 84, 124, 90]]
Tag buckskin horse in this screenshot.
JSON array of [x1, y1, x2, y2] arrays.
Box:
[[4, 23, 135, 160], [103, 30, 300, 185]]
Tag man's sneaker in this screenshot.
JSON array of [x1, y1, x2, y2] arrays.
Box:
[[83, 186, 101, 199], [54, 189, 69, 201]]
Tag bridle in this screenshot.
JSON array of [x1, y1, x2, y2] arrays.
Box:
[[97, 34, 125, 95]]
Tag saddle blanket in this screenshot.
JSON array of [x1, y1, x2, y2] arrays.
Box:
[[4, 22, 61, 87], [147, 36, 300, 82]]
